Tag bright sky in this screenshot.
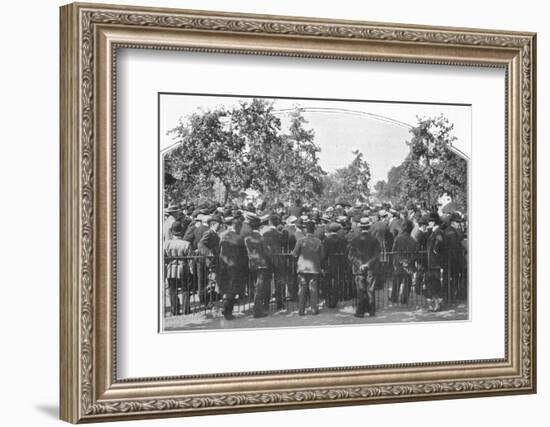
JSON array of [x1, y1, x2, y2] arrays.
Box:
[[160, 94, 471, 184]]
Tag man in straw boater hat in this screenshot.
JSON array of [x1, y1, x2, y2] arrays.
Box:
[[292, 218, 324, 316], [164, 220, 193, 316], [218, 215, 248, 320], [243, 212, 272, 318], [347, 217, 381, 318]]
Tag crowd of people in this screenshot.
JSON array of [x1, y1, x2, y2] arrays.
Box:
[[163, 198, 468, 321]]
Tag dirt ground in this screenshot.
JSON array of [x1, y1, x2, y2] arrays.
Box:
[[163, 300, 468, 331]]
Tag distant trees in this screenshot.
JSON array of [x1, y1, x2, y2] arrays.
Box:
[[375, 163, 405, 205]]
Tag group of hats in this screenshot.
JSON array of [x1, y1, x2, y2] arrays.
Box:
[[164, 201, 197, 214]]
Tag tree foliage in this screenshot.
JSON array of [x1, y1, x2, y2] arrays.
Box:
[[376, 115, 467, 210], [164, 100, 326, 205], [314, 150, 371, 207], [334, 150, 371, 202]]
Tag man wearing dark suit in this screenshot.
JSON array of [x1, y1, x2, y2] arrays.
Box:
[[244, 215, 272, 318], [370, 213, 393, 255], [174, 203, 192, 238], [388, 208, 404, 239], [262, 214, 285, 310], [348, 217, 381, 317], [391, 219, 419, 304], [322, 223, 347, 308], [425, 212, 445, 311], [197, 215, 222, 307], [218, 218, 248, 320], [184, 216, 209, 250]]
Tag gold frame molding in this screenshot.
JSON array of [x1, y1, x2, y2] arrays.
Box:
[[60, 2, 537, 423]]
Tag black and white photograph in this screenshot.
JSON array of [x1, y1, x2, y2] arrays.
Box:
[[159, 93, 470, 332]]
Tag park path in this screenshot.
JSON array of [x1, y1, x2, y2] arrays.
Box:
[[163, 301, 468, 331]]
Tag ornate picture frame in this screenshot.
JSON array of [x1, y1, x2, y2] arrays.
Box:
[[60, 2, 536, 423]]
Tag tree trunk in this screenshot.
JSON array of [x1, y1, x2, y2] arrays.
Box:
[[223, 183, 230, 206]]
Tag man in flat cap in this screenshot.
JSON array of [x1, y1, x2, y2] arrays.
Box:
[[292, 219, 324, 315], [244, 214, 272, 318], [348, 217, 381, 318]]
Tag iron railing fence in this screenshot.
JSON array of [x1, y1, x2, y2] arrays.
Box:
[[163, 249, 467, 317]]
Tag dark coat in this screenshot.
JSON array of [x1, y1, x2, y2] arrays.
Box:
[[391, 231, 420, 271], [347, 231, 381, 275], [345, 228, 361, 245], [198, 228, 220, 257], [370, 220, 393, 253], [323, 233, 347, 260], [442, 225, 464, 272], [323, 233, 347, 273], [262, 227, 283, 256], [174, 214, 192, 236], [198, 228, 220, 269], [389, 218, 403, 238], [412, 227, 429, 250], [427, 226, 445, 269], [244, 231, 271, 271], [263, 227, 285, 273], [183, 222, 209, 250], [219, 230, 247, 268], [218, 229, 248, 294]]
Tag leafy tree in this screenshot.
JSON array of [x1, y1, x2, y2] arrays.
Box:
[[404, 115, 467, 210], [333, 150, 371, 203], [312, 150, 372, 207], [164, 100, 325, 206], [272, 108, 326, 203], [165, 107, 247, 205], [378, 115, 467, 210], [374, 164, 405, 205], [374, 180, 386, 195]]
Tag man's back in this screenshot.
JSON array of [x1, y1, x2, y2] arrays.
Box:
[[219, 229, 247, 268], [348, 232, 381, 274], [292, 234, 324, 274], [244, 231, 270, 270], [262, 227, 283, 256]]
